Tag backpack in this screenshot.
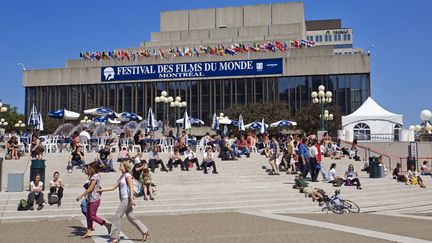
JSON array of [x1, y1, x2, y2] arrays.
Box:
[[48, 193, 59, 205], [335, 178, 345, 187], [410, 176, 418, 185], [17, 199, 30, 211], [132, 178, 143, 197]]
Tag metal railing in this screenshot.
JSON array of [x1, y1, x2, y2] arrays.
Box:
[[339, 139, 397, 171], [354, 133, 398, 142]]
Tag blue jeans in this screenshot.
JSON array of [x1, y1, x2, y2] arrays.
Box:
[[67, 160, 85, 171], [238, 147, 250, 156], [101, 159, 113, 170], [299, 156, 310, 178]]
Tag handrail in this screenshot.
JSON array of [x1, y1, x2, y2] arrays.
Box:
[[338, 139, 402, 171]]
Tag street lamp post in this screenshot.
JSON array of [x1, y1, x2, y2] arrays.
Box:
[[80, 116, 91, 124], [155, 91, 173, 135], [322, 110, 334, 131], [311, 85, 332, 131], [0, 119, 8, 132], [169, 96, 187, 137], [409, 110, 432, 141], [14, 120, 26, 136], [0, 102, 8, 133]]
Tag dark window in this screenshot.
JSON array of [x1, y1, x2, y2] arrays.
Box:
[[353, 122, 371, 140]]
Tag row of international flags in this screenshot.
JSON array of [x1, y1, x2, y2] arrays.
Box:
[[79, 39, 316, 61]]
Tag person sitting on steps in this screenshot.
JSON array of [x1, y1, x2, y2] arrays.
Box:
[[67, 145, 85, 173], [98, 144, 115, 172], [167, 147, 185, 171], [148, 146, 168, 172], [202, 147, 218, 174], [183, 146, 201, 171], [327, 163, 345, 187], [392, 163, 408, 184], [344, 164, 362, 190], [408, 164, 426, 188], [49, 171, 64, 206], [28, 174, 45, 211]]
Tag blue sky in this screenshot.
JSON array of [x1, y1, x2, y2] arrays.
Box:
[[0, 0, 430, 127]]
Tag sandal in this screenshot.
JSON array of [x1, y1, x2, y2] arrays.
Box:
[[142, 231, 149, 241]]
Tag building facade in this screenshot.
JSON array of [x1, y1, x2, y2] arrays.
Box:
[[23, 2, 370, 124]]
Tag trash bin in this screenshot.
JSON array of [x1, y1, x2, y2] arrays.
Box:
[[369, 157, 385, 178], [406, 157, 416, 171], [30, 160, 46, 190], [0, 157, 3, 191]]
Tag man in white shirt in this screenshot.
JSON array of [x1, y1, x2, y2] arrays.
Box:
[[79, 128, 91, 140], [308, 140, 319, 182]]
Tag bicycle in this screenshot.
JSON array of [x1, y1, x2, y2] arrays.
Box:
[[321, 189, 360, 214]]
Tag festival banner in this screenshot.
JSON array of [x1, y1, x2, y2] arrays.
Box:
[[101, 58, 283, 82]]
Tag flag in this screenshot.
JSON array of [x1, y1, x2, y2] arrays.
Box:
[[193, 47, 199, 57], [224, 48, 236, 55]]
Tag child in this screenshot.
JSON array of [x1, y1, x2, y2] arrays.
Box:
[[141, 168, 154, 200]]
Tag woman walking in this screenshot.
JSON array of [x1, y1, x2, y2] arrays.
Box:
[[76, 160, 112, 238], [98, 161, 149, 242]]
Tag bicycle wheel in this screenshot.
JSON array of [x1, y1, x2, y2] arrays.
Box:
[[327, 200, 344, 214], [342, 199, 360, 213]]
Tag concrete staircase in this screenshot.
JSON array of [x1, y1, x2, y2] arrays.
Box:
[[0, 152, 431, 223]]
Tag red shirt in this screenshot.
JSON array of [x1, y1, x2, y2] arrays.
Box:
[[315, 143, 322, 162], [237, 140, 248, 149]]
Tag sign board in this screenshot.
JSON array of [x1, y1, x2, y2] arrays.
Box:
[[409, 141, 418, 159], [101, 58, 283, 82]]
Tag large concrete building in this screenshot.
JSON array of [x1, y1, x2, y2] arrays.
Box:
[[23, 2, 370, 124]]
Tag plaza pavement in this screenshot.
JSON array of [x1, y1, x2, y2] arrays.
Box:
[[0, 148, 431, 242]]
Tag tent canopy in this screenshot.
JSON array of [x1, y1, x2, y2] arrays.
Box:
[[342, 97, 403, 127]]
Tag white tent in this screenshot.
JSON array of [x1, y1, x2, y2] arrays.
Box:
[[341, 97, 403, 142]]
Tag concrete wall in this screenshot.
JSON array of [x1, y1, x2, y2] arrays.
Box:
[[189, 8, 216, 30], [216, 6, 243, 28], [356, 141, 432, 171], [243, 4, 272, 27], [24, 46, 370, 87], [159, 2, 305, 31], [160, 10, 189, 32]]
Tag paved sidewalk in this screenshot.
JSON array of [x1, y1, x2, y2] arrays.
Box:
[[0, 219, 91, 243], [284, 213, 432, 241], [0, 212, 391, 243], [119, 212, 388, 243]]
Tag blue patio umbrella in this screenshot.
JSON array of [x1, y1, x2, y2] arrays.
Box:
[[230, 119, 239, 126], [176, 117, 205, 126], [260, 119, 267, 134], [93, 116, 108, 123], [182, 111, 192, 130], [245, 121, 269, 130], [27, 103, 39, 128], [84, 107, 115, 116], [238, 114, 245, 132], [146, 108, 158, 130], [223, 125, 228, 136], [48, 108, 80, 120], [118, 111, 143, 122], [211, 113, 220, 131], [270, 120, 297, 127]]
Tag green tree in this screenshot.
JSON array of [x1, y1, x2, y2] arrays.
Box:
[[0, 106, 25, 133], [294, 103, 342, 136], [223, 101, 293, 125]]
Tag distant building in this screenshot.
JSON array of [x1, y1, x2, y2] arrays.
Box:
[[22, 2, 370, 123]]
